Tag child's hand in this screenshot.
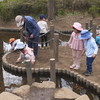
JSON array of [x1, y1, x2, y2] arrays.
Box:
[[24, 37, 28, 40], [81, 53, 84, 57], [92, 54, 96, 58], [65, 42, 69, 47], [15, 60, 20, 64], [32, 62, 35, 65]]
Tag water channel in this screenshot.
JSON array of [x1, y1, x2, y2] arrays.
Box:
[[0, 31, 100, 100]]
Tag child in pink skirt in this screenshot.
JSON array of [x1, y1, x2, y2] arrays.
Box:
[[67, 22, 84, 70]]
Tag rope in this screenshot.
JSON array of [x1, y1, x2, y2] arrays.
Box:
[[54, 30, 71, 36], [22, 35, 54, 44], [39, 31, 50, 37], [20, 29, 71, 44]]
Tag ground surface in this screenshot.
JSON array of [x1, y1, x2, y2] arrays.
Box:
[[3, 14, 100, 100]]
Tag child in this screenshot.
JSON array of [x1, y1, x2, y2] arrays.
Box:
[[67, 22, 84, 70], [79, 29, 98, 76], [96, 30, 100, 48], [15, 42, 35, 65], [37, 14, 48, 49], [9, 38, 20, 52]]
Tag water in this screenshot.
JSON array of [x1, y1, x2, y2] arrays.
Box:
[[0, 31, 100, 100]]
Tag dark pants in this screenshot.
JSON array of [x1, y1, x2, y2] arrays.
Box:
[[86, 57, 95, 72], [28, 36, 39, 57], [40, 33, 47, 47]]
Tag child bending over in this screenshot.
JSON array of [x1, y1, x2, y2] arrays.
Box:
[[15, 42, 35, 65]]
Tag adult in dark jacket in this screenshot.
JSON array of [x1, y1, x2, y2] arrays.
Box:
[[15, 15, 41, 57]]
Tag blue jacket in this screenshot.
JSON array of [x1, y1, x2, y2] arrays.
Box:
[[96, 36, 100, 45], [23, 16, 41, 38]]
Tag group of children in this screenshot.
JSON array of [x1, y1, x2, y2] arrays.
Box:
[[67, 22, 98, 76], [8, 14, 99, 76]]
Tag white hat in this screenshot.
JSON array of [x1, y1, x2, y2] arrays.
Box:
[[14, 42, 25, 50], [71, 22, 83, 31], [15, 15, 23, 27]]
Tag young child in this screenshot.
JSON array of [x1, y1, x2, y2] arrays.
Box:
[[67, 22, 84, 70], [37, 14, 48, 49], [15, 42, 35, 65], [9, 38, 20, 52], [96, 30, 100, 48], [79, 29, 98, 76]]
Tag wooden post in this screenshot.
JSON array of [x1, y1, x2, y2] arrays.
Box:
[[85, 23, 88, 29], [25, 60, 33, 85], [90, 20, 93, 28], [53, 33, 59, 62], [98, 25, 100, 29], [50, 25, 54, 49], [92, 24, 96, 38], [0, 41, 5, 92], [50, 58, 56, 84]]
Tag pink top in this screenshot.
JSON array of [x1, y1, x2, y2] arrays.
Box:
[[17, 46, 35, 63], [68, 32, 84, 50]]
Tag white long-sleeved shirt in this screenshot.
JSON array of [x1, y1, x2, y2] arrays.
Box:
[[84, 37, 98, 57], [37, 21, 48, 33]]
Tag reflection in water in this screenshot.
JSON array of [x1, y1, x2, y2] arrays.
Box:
[[3, 68, 22, 92], [3, 41, 11, 53]]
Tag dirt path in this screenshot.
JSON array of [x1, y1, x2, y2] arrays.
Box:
[[6, 46, 100, 85]]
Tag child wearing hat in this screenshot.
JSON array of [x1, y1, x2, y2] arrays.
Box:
[[66, 22, 84, 70], [37, 14, 48, 49], [9, 38, 20, 52], [15, 42, 35, 65], [79, 29, 98, 76]]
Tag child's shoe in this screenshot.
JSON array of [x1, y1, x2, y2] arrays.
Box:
[[74, 65, 80, 70], [45, 46, 49, 49], [40, 47, 45, 49], [70, 64, 76, 69], [84, 71, 93, 76]]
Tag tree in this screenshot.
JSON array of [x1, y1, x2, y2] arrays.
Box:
[[47, 0, 55, 21]]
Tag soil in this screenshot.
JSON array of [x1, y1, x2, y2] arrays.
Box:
[[2, 14, 100, 100]]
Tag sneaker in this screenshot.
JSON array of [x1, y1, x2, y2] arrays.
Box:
[[40, 47, 44, 49], [82, 70, 89, 74], [74, 65, 80, 70], [45, 46, 49, 49], [22, 61, 25, 64], [84, 71, 93, 76], [70, 64, 76, 69]]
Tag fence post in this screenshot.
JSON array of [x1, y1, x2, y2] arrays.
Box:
[[92, 24, 96, 38], [85, 23, 88, 29], [25, 60, 33, 85], [0, 41, 4, 92], [50, 58, 56, 84], [53, 33, 59, 62], [50, 25, 54, 49], [90, 20, 93, 28]]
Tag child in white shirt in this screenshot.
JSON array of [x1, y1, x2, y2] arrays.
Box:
[[37, 14, 48, 49]]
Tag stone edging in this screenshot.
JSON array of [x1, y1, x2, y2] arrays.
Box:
[[2, 52, 100, 94]]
